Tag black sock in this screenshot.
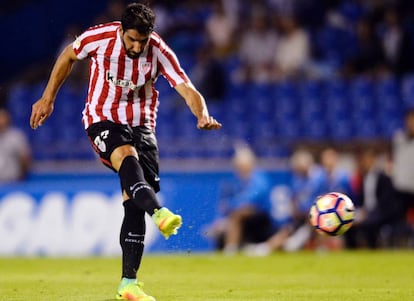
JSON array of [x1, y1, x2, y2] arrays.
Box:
[[120, 200, 146, 279], [118, 156, 161, 215]]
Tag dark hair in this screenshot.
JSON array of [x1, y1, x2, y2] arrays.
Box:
[[121, 3, 155, 35]]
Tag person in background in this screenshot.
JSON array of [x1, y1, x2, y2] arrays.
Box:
[[312, 147, 353, 250], [207, 143, 273, 254], [378, 8, 414, 76], [205, 0, 237, 59], [342, 17, 386, 77], [391, 107, 414, 237], [0, 108, 31, 183], [190, 46, 227, 101], [320, 147, 353, 197], [236, 8, 278, 83], [272, 14, 311, 80], [244, 148, 327, 255], [345, 147, 402, 249]]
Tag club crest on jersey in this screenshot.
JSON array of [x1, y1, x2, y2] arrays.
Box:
[[106, 71, 138, 90], [140, 62, 151, 74], [73, 37, 81, 50]]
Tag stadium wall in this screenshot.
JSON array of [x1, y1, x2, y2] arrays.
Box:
[[0, 171, 291, 256]]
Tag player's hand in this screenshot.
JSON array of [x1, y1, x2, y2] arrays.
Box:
[[30, 98, 54, 129], [197, 115, 222, 130]]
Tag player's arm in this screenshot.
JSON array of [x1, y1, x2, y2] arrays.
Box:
[[30, 44, 79, 129], [174, 82, 222, 130]]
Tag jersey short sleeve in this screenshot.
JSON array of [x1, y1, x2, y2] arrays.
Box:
[[72, 31, 93, 60], [72, 22, 120, 60], [152, 34, 189, 87]]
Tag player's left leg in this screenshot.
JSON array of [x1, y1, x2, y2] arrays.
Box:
[[116, 201, 155, 300]]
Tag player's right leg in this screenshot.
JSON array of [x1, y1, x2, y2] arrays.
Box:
[[152, 207, 182, 239], [116, 278, 155, 301]]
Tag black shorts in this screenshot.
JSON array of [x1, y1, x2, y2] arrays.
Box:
[[86, 120, 160, 192]]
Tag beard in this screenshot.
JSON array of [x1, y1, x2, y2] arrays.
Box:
[[126, 50, 141, 59]]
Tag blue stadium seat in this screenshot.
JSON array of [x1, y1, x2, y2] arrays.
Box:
[[302, 120, 328, 140], [275, 116, 301, 141], [249, 83, 274, 123], [401, 73, 414, 108], [315, 26, 357, 67], [353, 119, 379, 139], [252, 120, 276, 142], [377, 114, 403, 138], [349, 77, 376, 121], [7, 83, 33, 127], [327, 119, 353, 141], [376, 76, 399, 98]]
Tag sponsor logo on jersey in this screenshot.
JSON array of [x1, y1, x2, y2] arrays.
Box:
[[106, 71, 139, 90]]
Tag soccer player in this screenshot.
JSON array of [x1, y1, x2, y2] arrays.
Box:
[[29, 3, 222, 300]]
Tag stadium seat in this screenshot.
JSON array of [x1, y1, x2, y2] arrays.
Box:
[[375, 76, 399, 98], [249, 83, 274, 123], [7, 83, 33, 126], [354, 119, 379, 139], [401, 73, 414, 108], [327, 119, 353, 141], [349, 77, 376, 123]]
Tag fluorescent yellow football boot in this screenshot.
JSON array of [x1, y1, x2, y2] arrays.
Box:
[[152, 207, 182, 239], [116, 278, 155, 301]]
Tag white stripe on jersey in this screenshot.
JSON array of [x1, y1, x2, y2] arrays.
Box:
[[73, 22, 189, 130]]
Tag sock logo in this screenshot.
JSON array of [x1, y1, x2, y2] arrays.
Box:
[[128, 232, 143, 237], [130, 182, 152, 199]]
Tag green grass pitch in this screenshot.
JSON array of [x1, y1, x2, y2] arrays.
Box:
[[1, 251, 413, 301]]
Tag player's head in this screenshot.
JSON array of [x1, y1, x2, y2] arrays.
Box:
[[121, 3, 155, 58]]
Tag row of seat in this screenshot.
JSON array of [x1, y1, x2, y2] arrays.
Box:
[[7, 75, 414, 160]]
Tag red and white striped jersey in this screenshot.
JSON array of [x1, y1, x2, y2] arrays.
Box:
[[72, 21, 189, 130]]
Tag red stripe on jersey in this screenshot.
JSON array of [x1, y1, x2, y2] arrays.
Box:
[[95, 38, 116, 121], [78, 25, 188, 129], [162, 51, 189, 86], [149, 88, 159, 130], [126, 59, 139, 124], [151, 33, 189, 86], [145, 46, 157, 130], [138, 85, 146, 126], [84, 50, 99, 127], [111, 46, 126, 123], [75, 31, 114, 57]]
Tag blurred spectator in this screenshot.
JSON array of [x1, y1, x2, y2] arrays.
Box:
[[320, 147, 353, 196], [0, 108, 31, 183], [190, 46, 227, 101], [282, 148, 329, 252], [309, 147, 354, 250], [205, 0, 237, 59], [272, 14, 311, 80], [392, 108, 414, 228], [93, 0, 125, 24], [206, 143, 273, 254], [235, 8, 278, 83], [151, 1, 173, 36], [378, 8, 414, 76], [244, 149, 328, 255], [345, 148, 403, 249], [342, 18, 387, 77]]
